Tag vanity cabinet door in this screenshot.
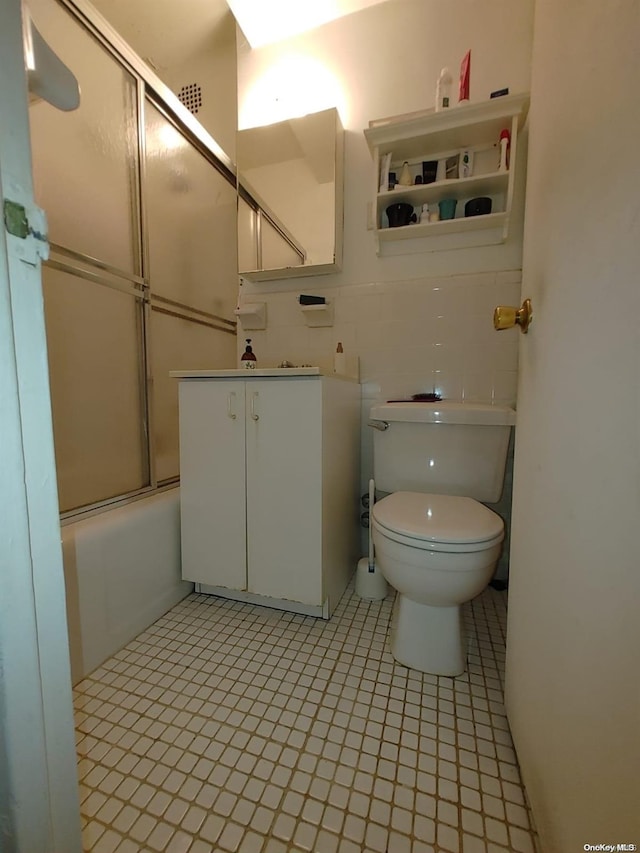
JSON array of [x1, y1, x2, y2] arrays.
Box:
[[245, 379, 323, 605], [179, 379, 247, 589]]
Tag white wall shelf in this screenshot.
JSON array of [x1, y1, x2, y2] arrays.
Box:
[[364, 92, 530, 254], [379, 169, 509, 210], [234, 302, 267, 330], [377, 211, 508, 242], [300, 301, 334, 327]]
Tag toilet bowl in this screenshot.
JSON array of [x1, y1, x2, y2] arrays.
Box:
[[369, 401, 515, 676], [372, 491, 504, 675]]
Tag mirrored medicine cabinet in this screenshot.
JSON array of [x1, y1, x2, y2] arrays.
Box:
[[236, 107, 344, 281]]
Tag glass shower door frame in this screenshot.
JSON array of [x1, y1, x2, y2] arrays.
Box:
[[35, 0, 239, 519]]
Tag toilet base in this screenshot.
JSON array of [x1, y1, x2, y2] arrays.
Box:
[[390, 594, 466, 676]]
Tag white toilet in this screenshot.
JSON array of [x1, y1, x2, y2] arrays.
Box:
[[370, 402, 515, 676]]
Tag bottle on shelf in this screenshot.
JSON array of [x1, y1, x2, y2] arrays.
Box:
[[498, 128, 511, 171], [435, 67, 452, 112], [458, 50, 471, 103], [241, 339, 257, 369], [334, 342, 346, 375], [460, 149, 474, 178], [398, 161, 412, 186]]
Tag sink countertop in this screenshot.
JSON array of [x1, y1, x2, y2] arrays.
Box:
[[170, 367, 359, 381]]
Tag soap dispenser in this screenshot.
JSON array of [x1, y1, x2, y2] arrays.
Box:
[[241, 339, 257, 369]]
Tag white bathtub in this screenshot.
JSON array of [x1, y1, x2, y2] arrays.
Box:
[[62, 488, 192, 683]]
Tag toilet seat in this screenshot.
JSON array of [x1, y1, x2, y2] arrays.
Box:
[[372, 491, 504, 554]]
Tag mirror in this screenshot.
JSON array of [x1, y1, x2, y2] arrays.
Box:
[[237, 107, 343, 281]]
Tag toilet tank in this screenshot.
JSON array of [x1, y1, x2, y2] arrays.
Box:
[[370, 402, 516, 503]]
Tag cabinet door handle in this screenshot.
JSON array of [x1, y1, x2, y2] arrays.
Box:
[[227, 391, 237, 419], [250, 391, 259, 420]]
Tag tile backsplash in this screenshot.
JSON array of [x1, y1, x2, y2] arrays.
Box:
[[239, 270, 520, 406], [239, 269, 521, 412]]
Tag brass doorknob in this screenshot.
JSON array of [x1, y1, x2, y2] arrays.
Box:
[[494, 298, 532, 333]]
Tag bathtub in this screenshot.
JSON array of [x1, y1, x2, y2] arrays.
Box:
[[62, 488, 192, 683]]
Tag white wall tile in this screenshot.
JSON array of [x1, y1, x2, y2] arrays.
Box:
[[241, 272, 521, 402]]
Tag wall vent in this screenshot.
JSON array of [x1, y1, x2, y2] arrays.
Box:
[[178, 83, 202, 115]]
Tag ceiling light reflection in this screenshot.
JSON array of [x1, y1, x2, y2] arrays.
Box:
[[228, 0, 390, 48], [239, 53, 347, 129]]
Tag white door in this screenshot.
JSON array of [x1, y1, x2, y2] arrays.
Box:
[[246, 378, 323, 604], [505, 1, 640, 850], [179, 379, 247, 588], [0, 0, 81, 849]]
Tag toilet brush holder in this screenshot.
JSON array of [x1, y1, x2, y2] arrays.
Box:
[[356, 478, 387, 601], [355, 557, 388, 601]]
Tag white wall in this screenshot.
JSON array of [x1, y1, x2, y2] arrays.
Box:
[[160, 11, 238, 160], [237, 0, 534, 284], [236, 0, 534, 549]]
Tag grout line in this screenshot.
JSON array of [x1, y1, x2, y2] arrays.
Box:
[[74, 583, 538, 853]]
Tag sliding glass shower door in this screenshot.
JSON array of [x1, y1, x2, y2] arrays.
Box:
[[28, 0, 237, 514]]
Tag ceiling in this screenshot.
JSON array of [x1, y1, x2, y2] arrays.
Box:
[[226, 0, 393, 47], [89, 0, 232, 71], [90, 0, 394, 69]]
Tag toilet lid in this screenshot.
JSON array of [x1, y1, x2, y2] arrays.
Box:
[[372, 492, 503, 545]]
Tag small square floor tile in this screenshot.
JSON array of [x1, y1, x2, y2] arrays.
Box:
[[74, 586, 537, 853]]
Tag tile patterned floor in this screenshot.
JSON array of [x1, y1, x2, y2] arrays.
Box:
[[74, 584, 538, 853]]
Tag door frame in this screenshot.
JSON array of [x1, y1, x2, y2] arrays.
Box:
[[0, 0, 81, 849]]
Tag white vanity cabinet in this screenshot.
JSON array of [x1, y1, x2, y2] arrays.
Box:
[[174, 370, 361, 617]]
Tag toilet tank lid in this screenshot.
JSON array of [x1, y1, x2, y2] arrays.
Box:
[[370, 401, 516, 426]]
